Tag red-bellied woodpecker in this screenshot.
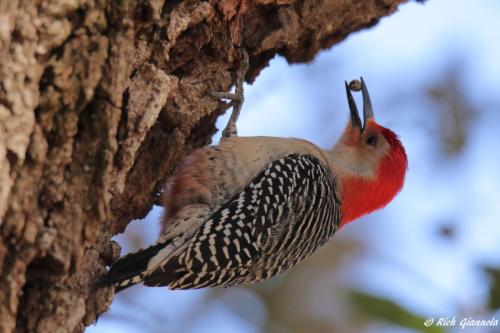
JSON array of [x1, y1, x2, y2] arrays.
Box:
[[100, 50, 408, 292]]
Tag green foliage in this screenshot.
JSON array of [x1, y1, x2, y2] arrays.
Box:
[[483, 266, 500, 310], [349, 290, 447, 333]]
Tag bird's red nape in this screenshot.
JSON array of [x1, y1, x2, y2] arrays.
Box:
[[339, 125, 407, 227]]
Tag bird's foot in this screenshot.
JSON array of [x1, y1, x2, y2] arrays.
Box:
[[209, 48, 249, 138]]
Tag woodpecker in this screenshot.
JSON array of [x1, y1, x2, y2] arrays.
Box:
[[100, 50, 408, 292]]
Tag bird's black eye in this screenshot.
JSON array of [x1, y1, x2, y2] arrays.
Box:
[[365, 135, 378, 147]]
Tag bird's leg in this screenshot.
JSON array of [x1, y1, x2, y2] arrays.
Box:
[[210, 48, 249, 138]]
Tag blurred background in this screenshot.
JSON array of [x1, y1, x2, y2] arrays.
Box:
[[89, 0, 500, 332]]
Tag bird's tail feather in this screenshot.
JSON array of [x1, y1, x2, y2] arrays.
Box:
[[98, 241, 166, 293]]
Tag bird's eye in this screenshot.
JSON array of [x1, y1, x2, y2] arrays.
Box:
[[365, 135, 378, 147]]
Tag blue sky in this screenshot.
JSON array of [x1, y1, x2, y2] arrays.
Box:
[[89, 1, 500, 332]]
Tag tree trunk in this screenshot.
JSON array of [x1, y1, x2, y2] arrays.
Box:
[[0, 0, 406, 332]]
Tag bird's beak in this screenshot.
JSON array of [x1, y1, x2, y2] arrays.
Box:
[[345, 77, 374, 132]]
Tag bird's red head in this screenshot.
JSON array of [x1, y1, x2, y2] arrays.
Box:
[[334, 78, 408, 227]]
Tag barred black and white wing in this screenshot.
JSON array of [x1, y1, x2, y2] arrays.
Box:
[[143, 154, 341, 289]]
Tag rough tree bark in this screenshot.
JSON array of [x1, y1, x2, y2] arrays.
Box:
[[0, 0, 406, 332]]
